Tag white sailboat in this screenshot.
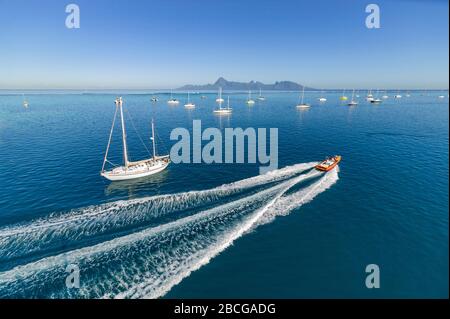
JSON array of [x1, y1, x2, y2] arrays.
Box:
[[318, 90, 327, 102], [214, 96, 232, 114], [366, 89, 374, 102], [215, 87, 224, 103], [246, 90, 255, 105], [101, 97, 170, 181], [184, 92, 195, 108], [394, 90, 402, 99], [167, 90, 179, 105], [347, 89, 358, 106], [257, 88, 266, 101], [296, 86, 310, 108], [22, 94, 29, 108]]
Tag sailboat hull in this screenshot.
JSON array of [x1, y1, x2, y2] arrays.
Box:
[[101, 158, 170, 181], [213, 109, 232, 114]]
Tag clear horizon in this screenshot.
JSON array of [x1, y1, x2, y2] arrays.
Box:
[[1, 0, 448, 90]]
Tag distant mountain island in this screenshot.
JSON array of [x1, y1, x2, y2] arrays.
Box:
[[178, 77, 314, 91]]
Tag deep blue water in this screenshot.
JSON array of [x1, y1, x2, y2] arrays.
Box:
[[0, 91, 448, 298]]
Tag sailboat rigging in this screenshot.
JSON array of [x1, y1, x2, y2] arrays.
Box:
[[296, 86, 310, 108], [257, 88, 266, 101], [216, 87, 224, 103], [214, 96, 232, 114], [246, 90, 255, 105], [101, 97, 170, 181], [184, 92, 195, 108]]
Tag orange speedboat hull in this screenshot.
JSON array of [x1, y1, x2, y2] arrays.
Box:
[[315, 155, 341, 171]]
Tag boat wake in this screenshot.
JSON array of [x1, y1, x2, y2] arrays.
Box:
[[0, 163, 339, 298]]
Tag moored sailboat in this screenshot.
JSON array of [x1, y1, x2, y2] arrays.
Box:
[[246, 90, 255, 105], [216, 87, 224, 103], [296, 86, 310, 108], [184, 92, 195, 108], [318, 90, 327, 102], [167, 90, 179, 105], [22, 94, 29, 108], [257, 88, 266, 101], [214, 96, 232, 114], [347, 89, 358, 106]]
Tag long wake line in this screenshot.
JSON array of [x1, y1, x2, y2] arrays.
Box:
[[0, 163, 339, 299]]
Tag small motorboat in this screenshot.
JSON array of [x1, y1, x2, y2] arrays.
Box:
[[315, 155, 341, 172], [370, 98, 382, 104]]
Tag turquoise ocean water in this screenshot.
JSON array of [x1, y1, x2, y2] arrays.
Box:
[[0, 91, 448, 298]]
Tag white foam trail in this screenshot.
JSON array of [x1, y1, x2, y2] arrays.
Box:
[[128, 170, 328, 299], [0, 163, 316, 261], [0, 165, 339, 299], [255, 167, 340, 227]]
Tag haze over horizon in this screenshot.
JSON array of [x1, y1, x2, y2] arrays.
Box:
[[1, 0, 448, 90]]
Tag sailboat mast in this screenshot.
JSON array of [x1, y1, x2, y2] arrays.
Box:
[[151, 118, 156, 159], [118, 97, 129, 167], [101, 100, 119, 172], [301, 87, 305, 104]]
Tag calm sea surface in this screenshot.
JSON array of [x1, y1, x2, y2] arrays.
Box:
[[0, 91, 448, 298]]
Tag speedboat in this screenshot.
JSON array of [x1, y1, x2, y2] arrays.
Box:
[[315, 155, 341, 172]]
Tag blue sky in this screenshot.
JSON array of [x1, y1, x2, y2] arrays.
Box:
[[0, 0, 448, 89]]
